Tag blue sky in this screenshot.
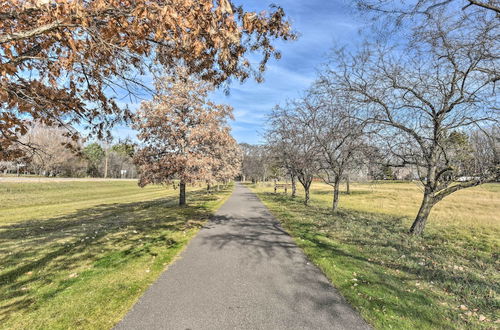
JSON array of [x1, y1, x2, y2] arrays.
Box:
[[113, 0, 365, 145]]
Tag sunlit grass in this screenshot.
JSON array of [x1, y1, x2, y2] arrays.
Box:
[[308, 181, 499, 229], [0, 181, 232, 329], [250, 181, 499, 329]]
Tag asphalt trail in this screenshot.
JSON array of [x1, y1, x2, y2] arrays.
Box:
[[116, 183, 370, 330]]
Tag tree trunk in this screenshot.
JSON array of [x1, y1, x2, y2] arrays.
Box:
[[207, 183, 211, 191], [346, 174, 350, 195], [179, 181, 186, 206], [304, 187, 310, 206], [332, 178, 340, 213], [291, 175, 297, 197], [409, 191, 434, 235]]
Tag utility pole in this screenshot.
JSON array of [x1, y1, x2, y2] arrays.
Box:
[[104, 154, 109, 178]]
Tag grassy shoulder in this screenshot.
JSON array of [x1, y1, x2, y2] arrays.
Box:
[[0, 180, 233, 329], [250, 182, 499, 329]]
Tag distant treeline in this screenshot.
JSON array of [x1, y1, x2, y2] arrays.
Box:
[[0, 123, 136, 179]]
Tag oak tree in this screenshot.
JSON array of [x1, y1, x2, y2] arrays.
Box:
[[0, 0, 295, 160], [133, 68, 236, 205], [209, 134, 241, 190]]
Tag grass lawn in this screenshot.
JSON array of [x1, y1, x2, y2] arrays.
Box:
[[250, 181, 499, 329], [0, 180, 232, 329]]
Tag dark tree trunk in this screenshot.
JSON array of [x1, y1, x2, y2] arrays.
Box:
[[409, 191, 434, 235], [291, 175, 297, 197], [179, 181, 186, 206], [297, 175, 312, 206], [207, 183, 211, 191], [332, 178, 340, 213], [346, 174, 350, 195]]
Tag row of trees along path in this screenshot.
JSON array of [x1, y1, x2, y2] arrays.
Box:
[[267, 0, 499, 235]]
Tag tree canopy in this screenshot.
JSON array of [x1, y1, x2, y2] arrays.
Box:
[[0, 0, 295, 160], [133, 68, 241, 205]]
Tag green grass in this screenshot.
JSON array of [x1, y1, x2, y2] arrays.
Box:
[[250, 181, 499, 329], [0, 181, 232, 329]]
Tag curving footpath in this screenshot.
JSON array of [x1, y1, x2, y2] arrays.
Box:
[[116, 183, 370, 330]]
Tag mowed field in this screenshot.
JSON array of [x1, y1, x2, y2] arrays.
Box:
[[310, 181, 499, 229], [0, 180, 232, 329], [251, 181, 499, 329]]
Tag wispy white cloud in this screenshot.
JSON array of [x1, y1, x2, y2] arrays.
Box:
[[210, 0, 366, 144], [110, 0, 365, 145]]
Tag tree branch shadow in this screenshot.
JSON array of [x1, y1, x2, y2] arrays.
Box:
[[0, 188, 226, 322], [257, 191, 498, 327]]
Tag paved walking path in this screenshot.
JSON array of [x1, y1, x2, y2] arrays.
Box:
[[116, 183, 370, 330]]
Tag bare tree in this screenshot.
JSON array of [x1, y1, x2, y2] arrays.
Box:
[[333, 14, 499, 234], [267, 101, 319, 205], [469, 127, 500, 179], [357, 0, 500, 19], [239, 143, 272, 183], [20, 123, 85, 177], [305, 83, 369, 213]]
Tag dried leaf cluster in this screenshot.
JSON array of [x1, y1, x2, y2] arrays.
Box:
[[133, 67, 241, 198], [0, 0, 295, 160]]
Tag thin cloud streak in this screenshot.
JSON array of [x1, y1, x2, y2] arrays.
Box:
[[112, 1, 364, 145], [212, 0, 363, 144]]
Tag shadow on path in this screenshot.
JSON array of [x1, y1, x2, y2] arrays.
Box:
[[116, 183, 371, 330]]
